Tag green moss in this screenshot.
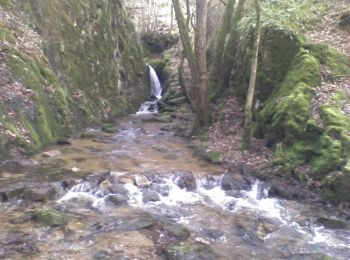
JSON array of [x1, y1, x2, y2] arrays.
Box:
[[0, 22, 15, 43], [307, 44, 350, 76], [32, 209, 69, 226], [260, 50, 320, 142], [101, 123, 117, 133]]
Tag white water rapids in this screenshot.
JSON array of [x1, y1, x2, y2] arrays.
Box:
[[59, 174, 350, 257]]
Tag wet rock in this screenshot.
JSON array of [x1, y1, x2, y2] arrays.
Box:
[[175, 171, 197, 191], [163, 223, 191, 241], [99, 179, 112, 190], [93, 250, 113, 260], [109, 184, 128, 196], [142, 190, 160, 203], [81, 131, 97, 139], [8, 185, 60, 202], [57, 137, 71, 145], [287, 252, 333, 260], [0, 231, 39, 258], [202, 229, 225, 241], [135, 175, 151, 187], [61, 179, 78, 190], [118, 176, 135, 185], [163, 242, 218, 260], [316, 217, 348, 230], [221, 171, 250, 191], [151, 183, 169, 196], [269, 179, 310, 200], [0, 192, 8, 202], [1, 159, 40, 168], [107, 194, 128, 205], [118, 217, 155, 231], [101, 123, 118, 133], [31, 209, 69, 226], [42, 150, 62, 158]]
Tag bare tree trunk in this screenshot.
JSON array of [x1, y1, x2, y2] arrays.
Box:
[[172, 0, 195, 72], [169, 3, 174, 34], [185, 0, 191, 30], [217, 0, 246, 94], [194, 0, 209, 128], [208, 0, 235, 99], [243, 0, 261, 147]]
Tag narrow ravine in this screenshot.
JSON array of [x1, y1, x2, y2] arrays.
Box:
[[0, 113, 349, 259]]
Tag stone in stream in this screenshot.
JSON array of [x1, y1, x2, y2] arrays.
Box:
[[31, 209, 69, 226], [174, 171, 197, 191], [221, 171, 250, 191], [142, 190, 160, 203], [316, 217, 348, 230], [163, 223, 191, 241], [118, 217, 155, 231], [135, 175, 151, 187], [42, 150, 62, 158], [162, 242, 218, 260], [0, 231, 39, 258], [107, 194, 128, 206]]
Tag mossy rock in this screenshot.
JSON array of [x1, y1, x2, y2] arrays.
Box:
[[101, 123, 118, 133], [316, 217, 348, 230], [163, 242, 217, 260], [32, 209, 69, 226], [141, 32, 179, 54], [142, 114, 172, 123]]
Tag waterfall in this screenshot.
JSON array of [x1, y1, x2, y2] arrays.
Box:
[[147, 64, 162, 100]]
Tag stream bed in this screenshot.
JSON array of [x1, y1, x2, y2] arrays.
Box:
[[0, 114, 349, 259]]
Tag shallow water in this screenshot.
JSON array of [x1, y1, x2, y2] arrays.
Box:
[[0, 114, 349, 259]]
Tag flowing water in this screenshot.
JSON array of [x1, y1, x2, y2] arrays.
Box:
[[0, 114, 349, 259], [147, 64, 162, 100]]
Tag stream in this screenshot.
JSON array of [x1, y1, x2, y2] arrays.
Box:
[[0, 113, 349, 259]]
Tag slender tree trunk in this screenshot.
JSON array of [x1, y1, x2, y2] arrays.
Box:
[[185, 0, 191, 30], [243, 0, 261, 146], [194, 0, 209, 128], [169, 3, 174, 34], [208, 0, 235, 99], [172, 0, 195, 73], [217, 0, 246, 94]]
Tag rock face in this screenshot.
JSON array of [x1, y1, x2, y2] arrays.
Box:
[[0, 1, 147, 159]]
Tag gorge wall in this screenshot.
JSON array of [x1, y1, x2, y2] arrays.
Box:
[[0, 0, 147, 158]]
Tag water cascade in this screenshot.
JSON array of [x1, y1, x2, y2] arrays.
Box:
[[136, 64, 162, 115], [148, 64, 162, 100]]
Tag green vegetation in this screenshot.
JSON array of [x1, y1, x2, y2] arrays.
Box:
[[0, 0, 147, 157]]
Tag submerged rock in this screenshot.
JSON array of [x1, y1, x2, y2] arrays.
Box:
[[31, 209, 69, 226], [118, 217, 155, 231], [0, 231, 39, 258], [163, 223, 191, 241], [163, 242, 218, 260]]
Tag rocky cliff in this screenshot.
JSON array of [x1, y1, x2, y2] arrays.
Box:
[[0, 0, 147, 158]]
